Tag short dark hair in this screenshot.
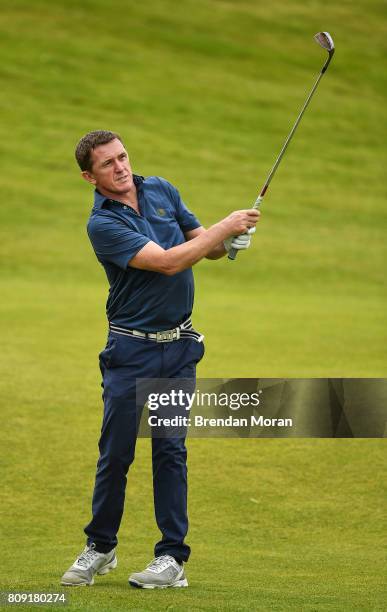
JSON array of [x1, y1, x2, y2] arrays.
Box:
[[75, 130, 123, 171]]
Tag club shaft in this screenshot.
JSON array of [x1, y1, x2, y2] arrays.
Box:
[[260, 69, 325, 196], [228, 51, 334, 261]]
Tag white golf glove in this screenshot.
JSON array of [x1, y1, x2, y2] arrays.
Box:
[[223, 227, 256, 253]]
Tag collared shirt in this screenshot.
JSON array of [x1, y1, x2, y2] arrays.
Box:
[[87, 175, 201, 332]]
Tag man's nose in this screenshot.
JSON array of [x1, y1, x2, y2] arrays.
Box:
[[114, 160, 124, 172]]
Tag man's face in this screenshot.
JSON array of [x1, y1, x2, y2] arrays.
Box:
[[82, 139, 133, 194]]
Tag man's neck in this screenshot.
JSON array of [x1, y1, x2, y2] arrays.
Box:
[[97, 184, 138, 209]]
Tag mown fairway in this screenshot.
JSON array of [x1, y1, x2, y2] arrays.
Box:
[[0, 0, 386, 610]]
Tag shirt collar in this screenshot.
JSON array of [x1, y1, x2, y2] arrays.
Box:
[[93, 174, 144, 210]]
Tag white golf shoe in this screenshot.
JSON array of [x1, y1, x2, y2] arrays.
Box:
[[61, 544, 117, 586], [128, 555, 188, 589]]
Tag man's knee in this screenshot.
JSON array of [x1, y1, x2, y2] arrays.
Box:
[[152, 438, 187, 463], [97, 448, 136, 476]]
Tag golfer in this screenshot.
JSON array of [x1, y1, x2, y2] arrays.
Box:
[[61, 130, 259, 589]]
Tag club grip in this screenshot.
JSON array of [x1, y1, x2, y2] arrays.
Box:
[[228, 195, 263, 261]]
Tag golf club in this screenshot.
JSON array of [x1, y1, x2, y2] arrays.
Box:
[[228, 31, 335, 261]]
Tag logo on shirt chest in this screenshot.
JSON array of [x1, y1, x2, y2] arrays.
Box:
[[156, 208, 166, 216]]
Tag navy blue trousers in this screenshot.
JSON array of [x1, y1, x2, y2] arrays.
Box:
[[84, 332, 204, 562]]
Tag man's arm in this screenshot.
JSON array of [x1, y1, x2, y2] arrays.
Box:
[[129, 209, 259, 275], [185, 227, 226, 260]]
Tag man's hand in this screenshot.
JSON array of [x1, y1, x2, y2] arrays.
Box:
[[223, 227, 256, 253], [222, 209, 260, 236], [222, 209, 260, 254]]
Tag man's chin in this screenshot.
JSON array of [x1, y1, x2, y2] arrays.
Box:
[[114, 186, 131, 194], [113, 179, 133, 193]]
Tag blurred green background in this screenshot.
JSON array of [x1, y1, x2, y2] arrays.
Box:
[[1, 0, 386, 377], [1, 0, 386, 610]]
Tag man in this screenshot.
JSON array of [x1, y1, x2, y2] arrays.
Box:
[[61, 130, 259, 589]]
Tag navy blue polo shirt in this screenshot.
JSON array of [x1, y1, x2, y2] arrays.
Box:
[[87, 175, 202, 332]]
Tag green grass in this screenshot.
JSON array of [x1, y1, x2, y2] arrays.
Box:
[[0, 0, 386, 374], [0, 0, 386, 610], [1, 436, 386, 610]]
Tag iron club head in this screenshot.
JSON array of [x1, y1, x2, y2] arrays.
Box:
[[314, 31, 335, 55], [314, 31, 335, 74]]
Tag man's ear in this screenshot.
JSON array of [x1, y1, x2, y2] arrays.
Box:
[[81, 170, 97, 185]]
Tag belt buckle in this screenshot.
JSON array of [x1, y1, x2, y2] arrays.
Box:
[[156, 328, 180, 342]]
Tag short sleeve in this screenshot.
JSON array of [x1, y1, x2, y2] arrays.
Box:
[[161, 179, 202, 232], [87, 216, 150, 270]]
